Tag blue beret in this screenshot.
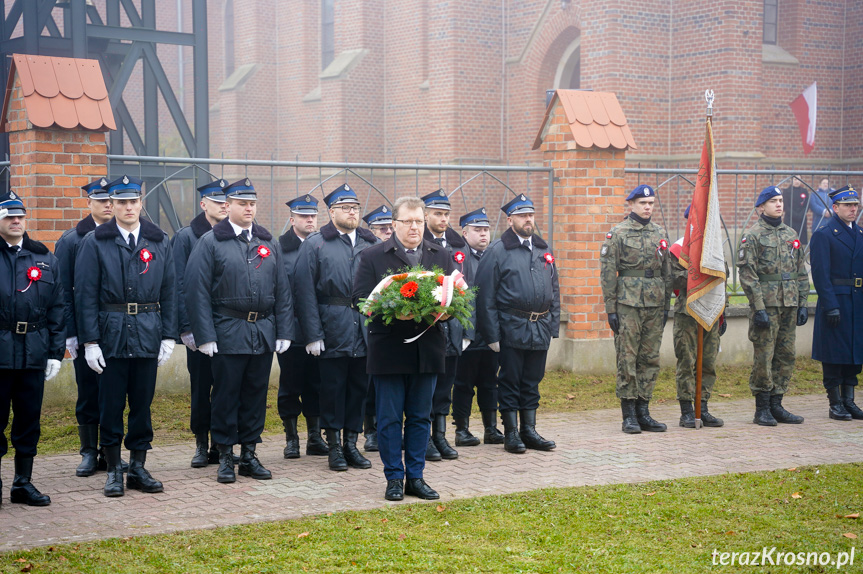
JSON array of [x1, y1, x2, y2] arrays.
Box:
[[225, 178, 257, 200], [197, 179, 227, 202], [755, 186, 783, 207], [829, 185, 859, 205], [287, 194, 319, 214], [106, 175, 143, 199], [363, 205, 393, 225], [460, 207, 490, 227], [501, 194, 535, 216], [324, 184, 359, 207], [82, 177, 110, 200], [0, 189, 26, 216], [683, 204, 691, 219], [625, 185, 655, 201], [421, 189, 451, 210]]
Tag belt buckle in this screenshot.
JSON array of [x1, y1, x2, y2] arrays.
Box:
[[15, 321, 27, 334], [781, 272, 791, 281], [247, 311, 258, 323], [856, 278, 862, 288], [127, 303, 138, 315], [528, 311, 542, 322], [644, 269, 654, 278]]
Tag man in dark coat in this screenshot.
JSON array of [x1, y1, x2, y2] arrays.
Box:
[[54, 177, 119, 477], [75, 176, 177, 498], [171, 179, 228, 468], [295, 184, 377, 472], [810, 185, 863, 421], [0, 191, 63, 506], [277, 195, 328, 459], [782, 177, 811, 245], [185, 179, 293, 484], [476, 194, 560, 454], [353, 196, 456, 501]]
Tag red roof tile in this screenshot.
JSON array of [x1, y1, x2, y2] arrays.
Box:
[[533, 90, 637, 151], [2, 54, 116, 132]]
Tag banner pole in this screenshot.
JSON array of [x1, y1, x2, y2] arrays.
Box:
[[694, 325, 703, 429]]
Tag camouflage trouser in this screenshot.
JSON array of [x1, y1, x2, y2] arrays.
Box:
[[614, 304, 664, 400], [673, 311, 721, 401], [748, 306, 797, 396]]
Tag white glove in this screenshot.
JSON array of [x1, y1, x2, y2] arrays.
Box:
[[462, 338, 471, 352], [275, 339, 292, 354], [180, 331, 197, 352], [488, 341, 501, 353], [199, 341, 218, 357], [157, 339, 175, 367], [66, 336, 79, 360], [305, 340, 325, 356], [44, 359, 61, 381], [84, 343, 106, 374]]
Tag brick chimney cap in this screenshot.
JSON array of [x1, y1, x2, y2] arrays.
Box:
[[533, 89, 637, 151]]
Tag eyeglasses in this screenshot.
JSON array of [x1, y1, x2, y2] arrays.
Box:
[[336, 205, 361, 214], [395, 219, 424, 228], [373, 225, 394, 232]]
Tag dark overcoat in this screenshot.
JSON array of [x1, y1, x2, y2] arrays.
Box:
[[54, 214, 96, 340], [424, 226, 467, 356], [171, 211, 212, 337]]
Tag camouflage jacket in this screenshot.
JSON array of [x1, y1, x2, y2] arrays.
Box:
[[600, 216, 673, 313], [737, 217, 809, 310]]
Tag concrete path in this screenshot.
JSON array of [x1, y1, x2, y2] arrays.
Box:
[[2, 394, 862, 551]]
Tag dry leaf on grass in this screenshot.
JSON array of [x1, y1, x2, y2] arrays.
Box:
[[843, 533, 858, 539], [644, 492, 656, 496], [566, 394, 575, 400], [791, 492, 802, 499], [845, 513, 859, 519], [436, 505, 446, 512], [297, 532, 310, 539], [717, 393, 732, 398], [398, 533, 407, 541]]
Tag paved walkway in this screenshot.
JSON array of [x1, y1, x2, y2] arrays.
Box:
[[2, 394, 863, 551]]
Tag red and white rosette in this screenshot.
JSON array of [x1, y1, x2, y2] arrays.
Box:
[[790, 239, 801, 251], [453, 251, 466, 268], [543, 252, 555, 276], [250, 244, 271, 268], [657, 238, 668, 257], [18, 266, 41, 292], [139, 248, 153, 274]]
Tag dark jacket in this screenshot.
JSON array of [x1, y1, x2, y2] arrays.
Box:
[[278, 227, 311, 346], [0, 233, 65, 370], [462, 246, 488, 349], [353, 236, 456, 375], [185, 218, 293, 355], [810, 219, 863, 365], [74, 218, 177, 359], [475, 228, 561, 351], [424, 226, 468, 356], [295, 222, 377, 358], [54, 214, 96, 339], [171, 212, 212, 336]]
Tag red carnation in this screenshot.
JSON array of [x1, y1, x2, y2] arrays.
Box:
[[400, 281, 419, 298]]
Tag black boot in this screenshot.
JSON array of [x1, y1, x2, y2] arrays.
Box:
[[10, 457, 50, 506], [102, 445, 125, 497], [76, 424, 100, 477], [828, 386, 852, 421], [501, 410, 526, 453], [481, 410, 505, 444], [191, 433, 210, 468], [842, 385, 863, 420], [305, 416, 329, 456], [283, 418, 300, 459], [98, 443, 128, 472], [621, 399, 641, 434], [753, 392, 777, 426], [216, 444, 236, 483], [207, 436, 220, 465], [126, 450, 163, 493], [678, 400, 695, 428], [432, 415, 458, 459], [325, 429, 348, 471], [363, 415, 379, 452], [519, 409, 556, 450], [343, 431, 372, 469], [635, 398, 667, 432], [239, 443, 272, 480], [454, 417, 480, 447], [425, 435, 442, 461], [700, 400, 724, 427], [770, 394, 804, 424]]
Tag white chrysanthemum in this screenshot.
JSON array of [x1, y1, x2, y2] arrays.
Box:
[[432, 285, 444, 303]]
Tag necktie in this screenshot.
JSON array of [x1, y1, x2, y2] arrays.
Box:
[[475, 250, 483, 259], [523, 239, 530, 250], [433, 237, 444, 246], [242, 229, 251, 242], [128, 233, 136, 251], [406, 248, 416, 254]]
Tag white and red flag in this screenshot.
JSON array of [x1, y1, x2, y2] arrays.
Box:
[[789, 82, 817, 156]]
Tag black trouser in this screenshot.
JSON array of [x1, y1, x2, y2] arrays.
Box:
[[276, 345, 321, 420], [187, 348, 215, 435], [99, 357, 158, 451], [73, 349, 100, 426], [318, 357, 368, 432], [365, 375, 376, 417], [0, 369, 44, 458], [822, 362, 863, 390], [430, 355, 458, 417], [497, 347, 547, 412], [452, 350, 499, 419], [210, 353, 272, 446]]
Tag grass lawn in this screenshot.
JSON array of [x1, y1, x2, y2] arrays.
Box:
[[3, 464, 861, 573]]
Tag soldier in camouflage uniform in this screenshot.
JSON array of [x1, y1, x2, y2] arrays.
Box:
[[738, 186, 810, 426], [600, 185, 673, 434]]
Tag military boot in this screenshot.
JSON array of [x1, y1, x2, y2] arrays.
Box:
[[842, 385, 863, 420], [827, 387, 852, 421], [621, 399, 641, 434], [126, 450, 163, 493], [325, 429, 348, 471], [239, 444, 272, 480], [305, 416, 329, 456], [216, 444, 236, 483], [76, 424, 100, 477], [481, 410, 504, 444], [501, 410, 526, 453], [678, 401, 695, 428], [283, 417, 300, 459], [191, 433, 210, 468], [343, 431, 372, 469], [753, 392, 777, 426], [454, 417, 480, 446], [207, 436, 220, 465], [10, 457, 50, 506], [425, 435, 442, 461], [98, 444, 128, 472], [432, 415, 458, 459], [519, 409, 556, 450], [635, 398, 667, 432], [363, 415, 379, 452], [770, 394, 804, 424], [700, 400, 724, 427], [102, 445, 125, 497]]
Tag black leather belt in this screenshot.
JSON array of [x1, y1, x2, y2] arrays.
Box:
[[320, 296, 354, 308], [100, 303, 160, 315], [832, 278, 863, 288], [216, 306, 272, 322], [618, 269, 660, 278], [0, 319, 46, 334], [502, 307, 549, 322]]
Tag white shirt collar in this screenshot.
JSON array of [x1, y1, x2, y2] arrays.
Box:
[[339, 229, 357, 247], [521, 236, 533, 250], [5, 237, 23, 249], [116, 222, 140, 244], [229, 219, 252, 237]]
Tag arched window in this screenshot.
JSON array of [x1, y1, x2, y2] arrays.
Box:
[[224, 0, 235, 77], [322, 0, 335, 70], [554, 38, 580, 90]]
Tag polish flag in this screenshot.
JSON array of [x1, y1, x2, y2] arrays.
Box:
[[789, 82, 817, 156]]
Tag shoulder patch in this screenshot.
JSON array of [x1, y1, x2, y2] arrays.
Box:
[[601, 245, 609, 256]]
